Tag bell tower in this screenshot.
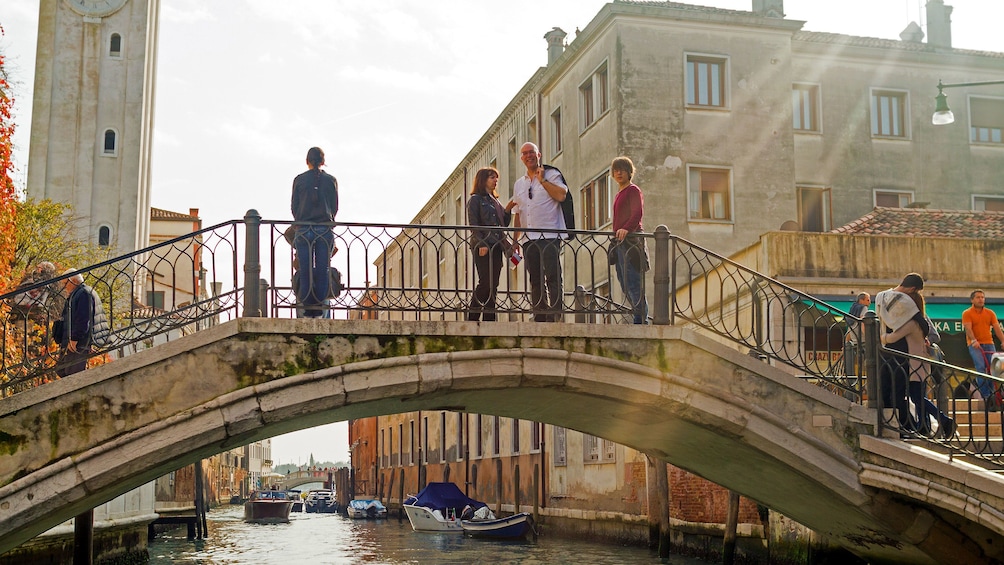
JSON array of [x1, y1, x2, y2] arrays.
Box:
[[27, 0, 160, 256]]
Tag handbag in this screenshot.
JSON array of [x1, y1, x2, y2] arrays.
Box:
[[328, 267, 343, 298]]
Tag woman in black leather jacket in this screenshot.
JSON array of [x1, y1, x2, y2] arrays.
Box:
[[467, 167, 513, 321]]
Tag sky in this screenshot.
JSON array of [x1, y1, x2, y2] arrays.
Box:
[[2, 0, 1003, 465]]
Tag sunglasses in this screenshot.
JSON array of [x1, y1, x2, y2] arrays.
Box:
[[528, 185, 533, 200]]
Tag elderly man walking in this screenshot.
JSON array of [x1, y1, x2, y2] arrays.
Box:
[[52, 269, 110, 376]]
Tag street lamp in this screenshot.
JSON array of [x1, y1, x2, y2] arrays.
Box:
[[933, 79, 1004, 125]]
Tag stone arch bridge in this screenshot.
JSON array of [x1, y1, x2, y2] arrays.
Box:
[[1, 319, 1002, 564]]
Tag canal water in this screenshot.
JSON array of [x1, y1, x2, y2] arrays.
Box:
[[148, 505, 708, 564]]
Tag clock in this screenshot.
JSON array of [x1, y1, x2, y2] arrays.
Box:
[[64, 0, 128, 18]]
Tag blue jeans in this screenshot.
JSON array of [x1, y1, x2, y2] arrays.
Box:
[[294, 226, 333, 317], [969, 343, 997, 399], [613, 244, 647, 324]]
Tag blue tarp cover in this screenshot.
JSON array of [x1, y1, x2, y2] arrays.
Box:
[[405, 482, 487, 513]]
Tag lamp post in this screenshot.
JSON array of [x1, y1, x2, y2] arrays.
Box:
[[932, 79, 1004, 125]]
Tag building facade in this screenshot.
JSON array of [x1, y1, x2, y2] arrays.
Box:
[[357, 0, 1004, 557]]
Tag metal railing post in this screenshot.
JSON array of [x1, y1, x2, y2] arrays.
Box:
[[653, 225, 671, 325], [863, 311, 881, 417], [574, 285, 587, 324], [243, 209, 261, 318], [259, 278, 269, 318]]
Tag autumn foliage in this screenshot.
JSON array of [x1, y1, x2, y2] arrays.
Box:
[[0, 24, 17, 293]]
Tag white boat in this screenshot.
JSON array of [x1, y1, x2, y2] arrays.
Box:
[[304, 489, 338, 513], [402, 482, 487, 533], [346, 499, 388, 519]]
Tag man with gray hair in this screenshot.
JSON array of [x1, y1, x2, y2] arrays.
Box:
[[51, 269, 110, 376]]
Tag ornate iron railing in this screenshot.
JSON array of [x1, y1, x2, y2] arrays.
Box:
[[2, 212, 1000, 466]]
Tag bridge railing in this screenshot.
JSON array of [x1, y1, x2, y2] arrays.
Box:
[[0, 220, 242, 396], [4, 214, 1001, 465]]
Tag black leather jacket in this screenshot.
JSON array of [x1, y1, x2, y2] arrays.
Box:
[[467, 193, 511, 249]]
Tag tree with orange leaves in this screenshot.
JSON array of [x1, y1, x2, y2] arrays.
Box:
[[0, 24, 17, 292]]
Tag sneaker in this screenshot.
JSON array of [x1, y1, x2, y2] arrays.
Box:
[[939, 420, 957, 439]]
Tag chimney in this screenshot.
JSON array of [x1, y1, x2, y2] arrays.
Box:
[[899, 21, 924, 43], [752, 0, 784, 18], [544, 27, 567, 66], [926, 0, 953, 48]]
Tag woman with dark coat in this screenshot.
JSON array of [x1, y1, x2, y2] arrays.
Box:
[[291, 147, 338, 318], [467, 167, 513, 321]]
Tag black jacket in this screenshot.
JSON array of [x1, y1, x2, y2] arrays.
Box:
[[53, 284, 110, 349], [291, 169, 339, 223], [467, 193, 511, 249]]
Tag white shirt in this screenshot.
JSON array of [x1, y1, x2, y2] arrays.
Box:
[[511, 167, 568, 240]]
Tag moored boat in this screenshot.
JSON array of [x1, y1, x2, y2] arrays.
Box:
[[243, 490, 294, 524], [403, 482, 487, 533], [346, 499, 388, 519], [461, 511, 535, 539]]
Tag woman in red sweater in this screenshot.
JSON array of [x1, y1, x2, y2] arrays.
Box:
[[610, 156, 648, 324]]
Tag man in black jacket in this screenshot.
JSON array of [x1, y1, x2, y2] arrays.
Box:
[[52, 269, 110, 376]]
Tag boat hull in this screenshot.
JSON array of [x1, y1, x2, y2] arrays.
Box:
[[403, 504, 463, 532], [243, 500, 293, 524], [462, 512, 534, 539]]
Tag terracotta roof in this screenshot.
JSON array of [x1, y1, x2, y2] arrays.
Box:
[[832, 207, 1004, 239], [794, 30, 1004, 58], [151, 207, 198, 221]]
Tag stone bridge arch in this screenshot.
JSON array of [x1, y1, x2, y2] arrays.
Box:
[[1, 319, 1001, 563]]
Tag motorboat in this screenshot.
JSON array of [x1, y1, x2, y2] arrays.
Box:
[[304, 489, 338, 513], [402, 482, 487, 533], [243, 489, 293, 524], [346, 499, 388, 519], [286, 489, 304, 512], [461, 511, 535, 539]]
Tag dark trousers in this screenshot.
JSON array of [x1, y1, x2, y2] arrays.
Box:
[[469, 245, 504, 321], [294, 226, 333, 317], [524, 239, 562, 322], [57, 348, 89, 377], [880, 352, 911, 430]]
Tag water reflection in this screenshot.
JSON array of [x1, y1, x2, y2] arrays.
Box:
[[148, 505, 706, 564]]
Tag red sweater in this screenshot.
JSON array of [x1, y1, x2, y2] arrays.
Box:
[[612, 184, 643, 232]]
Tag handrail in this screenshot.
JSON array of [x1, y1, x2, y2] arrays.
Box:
[[3, 213, 1001, 466]]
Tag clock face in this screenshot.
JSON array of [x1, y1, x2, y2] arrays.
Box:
[[64, 0, 128, 18]]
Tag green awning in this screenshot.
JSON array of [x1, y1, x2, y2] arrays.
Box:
[[800, 299, 1004, 335]]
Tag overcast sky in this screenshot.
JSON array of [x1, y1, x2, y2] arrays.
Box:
[[2, 0, 1002, 466]]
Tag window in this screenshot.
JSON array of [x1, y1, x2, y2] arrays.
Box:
[[871, 89, 908, 138], [974, 195, 1004, 211], [146, 291, 164, 310], [686, 54, 727, 108], [531, 422, 541, 452], [410, 420, 416, 465], [583, 434, 616, 463], [492, 416, 500, 456], [579, 62, 609, 129], [98, 225, 111, 247], [553, 427, 567, 466], [797, 187, 831, 232], [970, 97, 1004, 145], [398, 423, 403, 466], [439, 413, 446, 463], [476, 414, 483, 458], [109, 33, 121, 57], [456, 413, 464, 461], [381, 428, 387, 467], [550, 107, 563, 156], [580, 171, 611, 229], [527, 116, 537, 147], [688, 166, 732, 221], [792, 83, 820, 132], [511, 418, 520, 454], [874, 189, 913, 208], [102, 129, 117, 156]]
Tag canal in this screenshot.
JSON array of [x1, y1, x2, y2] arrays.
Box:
[[148, 505, 708, 564]]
